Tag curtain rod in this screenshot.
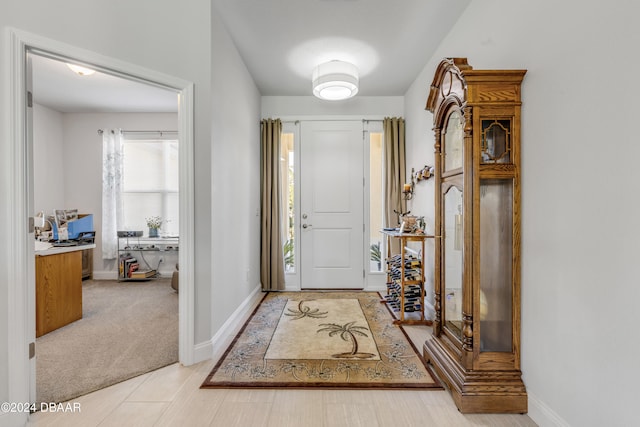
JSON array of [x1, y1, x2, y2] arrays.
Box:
[[97, 129, 177, 135]]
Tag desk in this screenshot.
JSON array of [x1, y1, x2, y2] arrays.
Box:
[[35, 243, 95, 337]]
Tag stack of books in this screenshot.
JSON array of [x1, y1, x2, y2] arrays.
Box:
[[119, 253, 157, 280], [130, 269, 156, 279], [119, 253, 138, 278]]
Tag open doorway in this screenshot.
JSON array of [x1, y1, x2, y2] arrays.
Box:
[[6, 28, 196, 408], [30, 52, 181, 403]]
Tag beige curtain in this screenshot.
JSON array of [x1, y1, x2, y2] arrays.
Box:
[[384, 117, 407, 254], [260, 119, 286, 291]]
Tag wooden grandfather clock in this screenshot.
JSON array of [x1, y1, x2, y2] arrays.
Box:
[[424, 58, 527, 413]]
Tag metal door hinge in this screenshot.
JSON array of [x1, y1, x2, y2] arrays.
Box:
[[28, 216, 34, 233], [29, 342, 35, 359], [27, 91, 33, 108]]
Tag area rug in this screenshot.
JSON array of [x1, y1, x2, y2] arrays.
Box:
[[201, 291, 440, 389]]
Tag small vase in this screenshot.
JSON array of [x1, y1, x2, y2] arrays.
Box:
[[149, 227, 159, 238]]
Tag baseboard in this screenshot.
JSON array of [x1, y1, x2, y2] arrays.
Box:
[[92, 270, 118, 280], [193, 340, 214, 364], [364, 284, 386, 292], [528, 391, 570, 427], [423, 299, 435, 320], [194, 284, 263, 364], [91, 269, 174, 280]]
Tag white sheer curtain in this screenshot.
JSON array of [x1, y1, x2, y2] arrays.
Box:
[[102, 129, 124, 259]]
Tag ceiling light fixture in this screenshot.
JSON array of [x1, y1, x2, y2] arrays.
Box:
[[312, 60, 359, 101], [66, 63, 96, 76]]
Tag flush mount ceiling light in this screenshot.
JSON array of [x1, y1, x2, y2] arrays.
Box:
[[66, 63, 96, 76], [312, 60, 359, 101]]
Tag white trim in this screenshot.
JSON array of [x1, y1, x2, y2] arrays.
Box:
[[177, 82, 196, 366], [363, 123, 371, 288], [207, 285, 263, 362], [191, 285, 264, 364], [5, 27, 31, 427], [528, 391, 570, 427], [92, 269, 175, 281], [92, 270, 122, 281], [193, 340, 214, 365], [364, 283, 387, 292], [6, 28, 197, 412]]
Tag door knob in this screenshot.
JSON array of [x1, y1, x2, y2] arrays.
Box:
[[302, 214, 308, 219], [302, 224, 312, 229]]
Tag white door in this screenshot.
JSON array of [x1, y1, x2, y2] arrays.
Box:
[[299, 121, 364, 289]]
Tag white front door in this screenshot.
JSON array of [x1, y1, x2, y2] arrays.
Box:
[[299, 121, 364, 289]]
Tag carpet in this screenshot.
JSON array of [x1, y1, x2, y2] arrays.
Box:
[[201, 291, 440, 389], [36, 279, 178, 404]]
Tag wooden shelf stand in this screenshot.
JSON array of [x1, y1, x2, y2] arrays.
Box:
[[381, 230, 434, 325]]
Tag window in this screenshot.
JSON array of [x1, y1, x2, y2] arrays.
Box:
[[369, 131, 384, 272], [121, 135, 179, 237], [281, 131, 295, 272]]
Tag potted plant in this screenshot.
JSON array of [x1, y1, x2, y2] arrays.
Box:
[[370, 242, 381, 271], [283, 239, 295, 271], [146, 216, 163, 238]]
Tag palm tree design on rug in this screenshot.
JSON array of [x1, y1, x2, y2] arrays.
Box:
[[317, 322, 375, 359], [284, 300, 328, 320]]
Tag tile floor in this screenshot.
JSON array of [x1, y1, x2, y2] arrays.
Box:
[[28, 313, 537, 427]]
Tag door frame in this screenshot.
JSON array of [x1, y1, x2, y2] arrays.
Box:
[[278, 116, 387, 292], [6, 28, 196, 411]]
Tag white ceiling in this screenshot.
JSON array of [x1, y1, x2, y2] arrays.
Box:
[[32, 0, 470, 112], [213, 0, 470, 96], [31, 54, 178, 113]]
